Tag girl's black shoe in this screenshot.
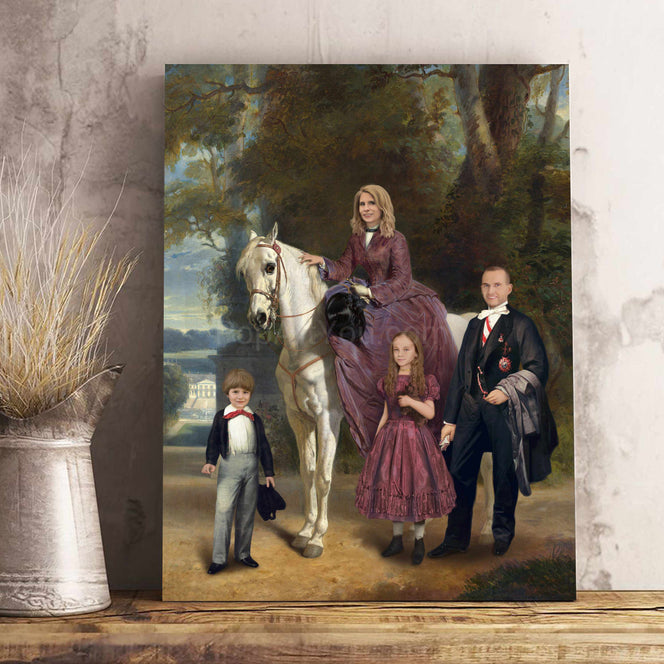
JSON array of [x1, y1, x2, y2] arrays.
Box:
[[412, 538, 425, 565], [381, 535, 404, 557]]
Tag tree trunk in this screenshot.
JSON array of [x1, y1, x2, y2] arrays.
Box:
[[451, 64, 502, 198], [526, 65, 565, 252], [480, 65, 537, 165], [539, 66, 564, 145]]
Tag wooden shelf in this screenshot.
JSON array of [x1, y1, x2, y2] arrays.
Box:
[[1, 591, 664, 662]]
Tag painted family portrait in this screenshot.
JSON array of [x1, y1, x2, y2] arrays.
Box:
[[163, 64, 574, 601]]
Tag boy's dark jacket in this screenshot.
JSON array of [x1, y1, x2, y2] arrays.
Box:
[[205, 411, 274, 477]]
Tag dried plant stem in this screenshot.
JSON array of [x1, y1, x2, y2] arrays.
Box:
[[0, 149, 137, 418]]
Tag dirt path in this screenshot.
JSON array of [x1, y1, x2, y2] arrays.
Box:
[[163, 446, 574, 601]]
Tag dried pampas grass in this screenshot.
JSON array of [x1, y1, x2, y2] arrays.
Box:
[[0, 149, 138, 418]]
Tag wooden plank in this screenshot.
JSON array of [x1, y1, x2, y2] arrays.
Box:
[[0, 591, 663, 663]]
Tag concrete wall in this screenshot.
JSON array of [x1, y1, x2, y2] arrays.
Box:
[[1, 0, 662, 590]]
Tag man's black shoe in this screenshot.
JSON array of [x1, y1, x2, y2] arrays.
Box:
[[207, 562, 227, 574], [427, 543, 467, 558], [492, 540, 511, 556], [239, 555, 259, 568]]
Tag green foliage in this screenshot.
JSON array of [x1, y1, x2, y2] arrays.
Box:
[[163, 364, 190, 428], [164, 180, 246, 251], [233, 65, 461, 259], [438, 126, 571, 361], [165, 65, 262, 328], [436, 182, 498, 308], [166, 64, 466, 328], [548, 365, 575, 478], [496, 134, 572, 357], [197, 229, 249, 330], [488, 133, 573, 446], [165, 65, 253, 167], [457, 552, 575, 601]]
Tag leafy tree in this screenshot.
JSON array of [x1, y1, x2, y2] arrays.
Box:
[[165, 65, 264, 329], [164, 63, 573, 476], [163, 363, 189, 428], [233, 65, 462, 293], [165, 63, 570, 354], [434, 65, 568, 307], [166, 65, 464, 322]]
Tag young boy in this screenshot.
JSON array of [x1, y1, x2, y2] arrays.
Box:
[[201, 368, 275, 574]]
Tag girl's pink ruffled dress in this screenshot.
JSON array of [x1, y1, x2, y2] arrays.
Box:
[[355, 374, 456, 521]]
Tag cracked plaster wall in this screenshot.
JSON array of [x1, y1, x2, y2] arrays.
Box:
[[1, 0, 662, 590]]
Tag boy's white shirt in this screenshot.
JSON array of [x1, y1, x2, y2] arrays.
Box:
[[223, 404, 256, 455]]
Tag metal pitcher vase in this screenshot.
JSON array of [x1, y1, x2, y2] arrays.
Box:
[[0, 365, 123, 616]]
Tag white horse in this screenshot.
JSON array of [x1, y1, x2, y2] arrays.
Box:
[[237, 224, 494, 557]]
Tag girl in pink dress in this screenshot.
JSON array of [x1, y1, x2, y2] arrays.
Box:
[[355, 331, 456, 565]]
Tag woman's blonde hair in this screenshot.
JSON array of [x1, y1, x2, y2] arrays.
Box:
[[384, 330, 425, 398], [349, 184, 396, 237]]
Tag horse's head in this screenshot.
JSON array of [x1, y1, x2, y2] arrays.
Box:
[[236, 223, 283, 331]]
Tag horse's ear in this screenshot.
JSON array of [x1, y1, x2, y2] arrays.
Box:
[[267, 223, 279, 243], [249, 230, 258, 240]]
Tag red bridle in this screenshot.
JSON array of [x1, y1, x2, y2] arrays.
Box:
[[249, 240, 319, 322], [249, 241, 286, 320]]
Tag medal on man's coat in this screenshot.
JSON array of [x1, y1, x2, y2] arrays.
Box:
[[498, 339, 512, 372], [498, 356, 512, 372]]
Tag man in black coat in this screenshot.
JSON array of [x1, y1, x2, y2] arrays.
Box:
[[429, 266, 556, 558]]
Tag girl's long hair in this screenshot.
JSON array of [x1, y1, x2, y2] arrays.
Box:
[[384, 330, 426, 398]]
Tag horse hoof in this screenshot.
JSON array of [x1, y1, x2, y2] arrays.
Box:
[[292, 535, 309, 550], [302, 544, 324, 558]]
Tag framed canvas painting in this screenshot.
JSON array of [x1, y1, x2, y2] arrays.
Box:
[[163, 64, 574, 601]]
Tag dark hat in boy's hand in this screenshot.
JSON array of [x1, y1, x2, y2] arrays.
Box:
[[257, 484, 286, 521]]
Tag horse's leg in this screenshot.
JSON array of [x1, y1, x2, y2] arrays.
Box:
[[302, 403, 343, 558], [478, 451, 495, 544], [285, 406, 318, 550]]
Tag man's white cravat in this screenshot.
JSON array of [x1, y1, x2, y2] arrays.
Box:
[[478, 302, 509, 346], [477, 303, 509, 320]]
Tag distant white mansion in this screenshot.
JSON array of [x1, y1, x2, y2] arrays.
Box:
[[188, 376, 216, 400]]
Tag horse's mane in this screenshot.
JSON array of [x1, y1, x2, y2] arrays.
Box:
[[236, 234, 328, 303]]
